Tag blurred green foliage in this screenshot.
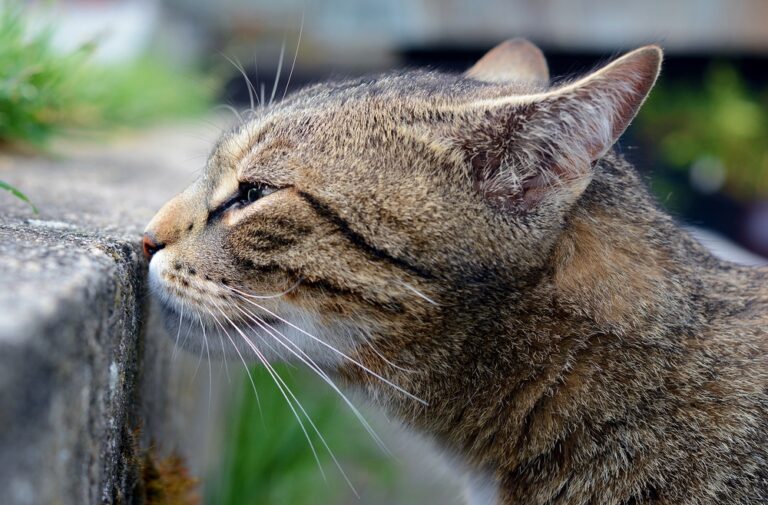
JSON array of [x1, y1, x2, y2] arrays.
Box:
[[637, 64, 768, 202], [206, 365, 398, 505], [0, 4, 212, 148]]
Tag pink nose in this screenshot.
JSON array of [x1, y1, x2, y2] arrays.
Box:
[[142, 232, 164, 261]]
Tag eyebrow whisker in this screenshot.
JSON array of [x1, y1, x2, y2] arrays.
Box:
[[222, 52, 257, 113], [269, 37, 286, 107], [282, 10, 304, 103]]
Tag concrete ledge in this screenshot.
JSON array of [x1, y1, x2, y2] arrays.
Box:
[[0, 222, 145, 504], [0, 123, 226, 505]]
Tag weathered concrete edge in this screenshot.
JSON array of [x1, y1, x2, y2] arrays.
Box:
[[0, 221, 149, 505]]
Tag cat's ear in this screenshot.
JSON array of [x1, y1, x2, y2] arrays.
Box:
[[465, 38, 550, 85], [460, 45, 662, 210]]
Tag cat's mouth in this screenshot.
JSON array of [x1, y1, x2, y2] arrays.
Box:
[[147, 256, 274, 350], [149, 250, 349, 366]]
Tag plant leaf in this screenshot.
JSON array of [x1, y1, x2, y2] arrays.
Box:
[[0, 180, 38, 214]]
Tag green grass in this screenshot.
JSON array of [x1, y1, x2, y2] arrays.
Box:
[[0, 4, 212, 148], [0, 3, 213, 209], [206, 365, 398, 505], [0, 180, 36, 212]]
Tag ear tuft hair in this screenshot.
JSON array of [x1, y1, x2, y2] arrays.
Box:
[[456, 45, 663, 211]]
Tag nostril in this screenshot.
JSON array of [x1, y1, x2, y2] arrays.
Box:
[[142, 233, 165, 261]]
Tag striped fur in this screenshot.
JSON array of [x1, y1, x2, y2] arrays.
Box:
[[145, 41, 768, 504]]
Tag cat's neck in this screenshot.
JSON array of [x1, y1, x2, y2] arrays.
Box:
[[548, 163, 708, 340]]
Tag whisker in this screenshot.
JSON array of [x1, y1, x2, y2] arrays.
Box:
[[222, 52, 256, 112], [203, 304, 262, 415], [176, 303, 198, 360], [233, 304, 390, 455], [196, 311, 214, 421], [228, 277, 302, 300], [269, 37, 286, 106], [226, 286, 428, 406], [282, 10, 304, 102], [252, 53, 262, 108], [399, 280, 440, 306], [213, 305, 330, 484], [213, 103, 243, 123], [364, 336, 417, 374], [258, 354, 358, 495], [171, 299, 186, 361], [214, 316, 232, 384], [241, 317, 295, 367], [193, 312, 206, 380]]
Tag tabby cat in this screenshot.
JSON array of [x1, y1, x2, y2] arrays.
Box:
[[144, 39, 768, 504]]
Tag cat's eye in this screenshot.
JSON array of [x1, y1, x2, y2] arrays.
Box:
[[242, 183, 278, 205], [208, 182, 281, 223]]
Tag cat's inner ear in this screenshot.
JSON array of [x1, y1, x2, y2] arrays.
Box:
[[465, 38, 550, 86], [460, 45, 662, 210]]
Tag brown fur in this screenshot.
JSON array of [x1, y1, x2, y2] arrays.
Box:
[[144, 41, 768, 504]]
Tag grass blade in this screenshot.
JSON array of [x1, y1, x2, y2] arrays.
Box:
[[0, 180, 38, 213]]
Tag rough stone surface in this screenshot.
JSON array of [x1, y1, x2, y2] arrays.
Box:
[[0, 121, 227, 505], [0, 223, 144, 505]]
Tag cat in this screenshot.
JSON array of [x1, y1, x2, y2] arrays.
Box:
[[143, 39, 768, 504]]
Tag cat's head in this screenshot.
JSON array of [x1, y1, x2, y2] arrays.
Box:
[[144, 39, 661, 367]]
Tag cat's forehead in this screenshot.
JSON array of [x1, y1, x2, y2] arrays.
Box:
[[205, 69, 541, 182]]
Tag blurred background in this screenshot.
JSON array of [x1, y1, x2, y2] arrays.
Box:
[[4, 1, 768, 504]]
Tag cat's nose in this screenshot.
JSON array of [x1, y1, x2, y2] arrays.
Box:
[[142, 232, 165, 261]]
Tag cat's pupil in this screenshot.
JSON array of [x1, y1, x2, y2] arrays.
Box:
[[247, 186, 262, 203]]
